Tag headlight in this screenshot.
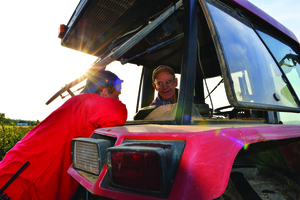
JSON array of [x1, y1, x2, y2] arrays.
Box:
[[71, 138, 111, 175]]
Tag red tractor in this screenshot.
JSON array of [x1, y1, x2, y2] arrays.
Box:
[[50, 0, 300, 199]]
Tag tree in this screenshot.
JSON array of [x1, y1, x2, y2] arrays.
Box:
[[0, 113, 5, 132]]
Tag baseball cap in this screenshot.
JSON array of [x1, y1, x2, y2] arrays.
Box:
[[152, 65, 175, 82], [81, 69, 123, 93]]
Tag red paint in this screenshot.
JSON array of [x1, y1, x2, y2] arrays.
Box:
[[0, 94, 127, 200], [69, 124, 300, 199]]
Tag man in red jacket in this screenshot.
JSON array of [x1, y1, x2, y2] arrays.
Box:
[[0, 69, 127, 200]]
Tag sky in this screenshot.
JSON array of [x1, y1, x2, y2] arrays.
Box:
[[0, 0, 300, 121], [248, 0, 300, 39]]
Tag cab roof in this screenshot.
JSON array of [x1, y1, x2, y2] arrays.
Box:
[[60, 0, 299, 60], [228, 0, 298, 43]]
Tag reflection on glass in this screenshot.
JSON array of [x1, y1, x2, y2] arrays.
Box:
[[207, 2, 297, 108], [256, 30, 300, 99], [255, 29, 300, 123]]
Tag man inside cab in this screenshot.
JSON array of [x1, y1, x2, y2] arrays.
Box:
[[144, 65, 203, 121], [151, 65, 178, 106]]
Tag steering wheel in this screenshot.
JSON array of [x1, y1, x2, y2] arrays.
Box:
[[214, 105, 233, 114], [134, 105, 158, 120], [214, 105, 251, 119]]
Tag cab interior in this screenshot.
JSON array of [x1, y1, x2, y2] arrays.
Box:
[[60, 0, 283, 124]]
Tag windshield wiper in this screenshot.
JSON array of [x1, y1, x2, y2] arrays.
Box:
[[279, 53, 300, 67]]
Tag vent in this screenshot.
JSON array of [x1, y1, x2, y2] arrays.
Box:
[[64, 0, 136, 54]]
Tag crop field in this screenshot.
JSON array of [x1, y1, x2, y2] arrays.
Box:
[[0, 125, 33, 160]]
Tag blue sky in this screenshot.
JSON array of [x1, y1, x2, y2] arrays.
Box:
[[0, 0, 299, 121], [248, 0, 300, 40]]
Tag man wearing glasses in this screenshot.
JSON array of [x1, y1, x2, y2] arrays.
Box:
[[151, 65, 178, 106]]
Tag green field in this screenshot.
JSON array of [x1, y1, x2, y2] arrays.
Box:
[[0, 125, 33, 160]]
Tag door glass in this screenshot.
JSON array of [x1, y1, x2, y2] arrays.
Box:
[[255, 29, 300, 124], [205, 1, 298, 110], [256, 30, 300, 99]]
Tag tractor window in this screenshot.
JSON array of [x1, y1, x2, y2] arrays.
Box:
[[204, 76, 229, 110], [106, 62, 142, 120], [255, 29, 300, 100], [255, 28, 300, 124], [205, 0, 299, 112]]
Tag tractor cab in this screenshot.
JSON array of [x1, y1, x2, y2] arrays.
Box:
[[51, 0, 300, 125], [49, 0, 300, 199]]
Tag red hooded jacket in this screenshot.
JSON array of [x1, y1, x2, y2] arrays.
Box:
[[0, 93, 127, 200]]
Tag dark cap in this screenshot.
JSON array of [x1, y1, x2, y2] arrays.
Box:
[[81, 69, 123, 93], [152, 65, 175, 82]]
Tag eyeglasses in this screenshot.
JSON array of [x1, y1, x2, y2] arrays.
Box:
[[154, 79, 175, 88]]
